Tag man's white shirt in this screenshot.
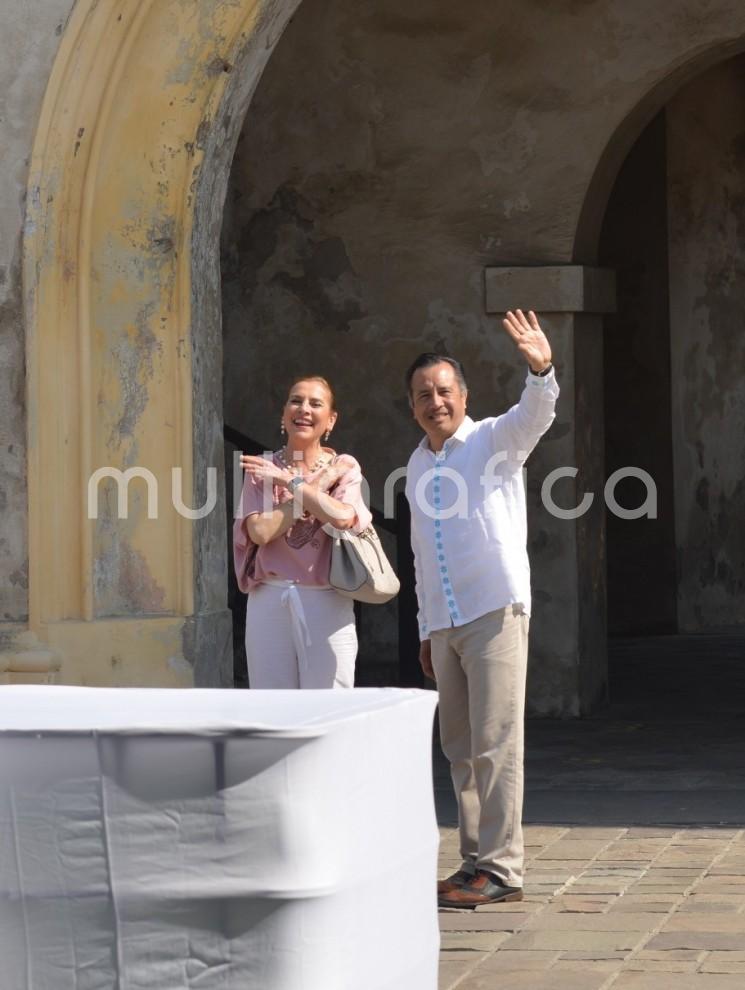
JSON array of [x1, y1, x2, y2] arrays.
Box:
[[405, 369, 559, 638]]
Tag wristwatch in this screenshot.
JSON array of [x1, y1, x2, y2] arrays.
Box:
[[286, 475, 306, 495], [530, 362, 553, 377]]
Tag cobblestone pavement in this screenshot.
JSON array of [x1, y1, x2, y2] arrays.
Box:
[[438, 823, 745, 989], [434, 636, 745, 988]]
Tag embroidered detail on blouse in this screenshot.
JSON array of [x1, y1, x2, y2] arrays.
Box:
[[285, 515, 323, 549]]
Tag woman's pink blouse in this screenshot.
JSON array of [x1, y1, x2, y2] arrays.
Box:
[[232, 453, 372, 592]]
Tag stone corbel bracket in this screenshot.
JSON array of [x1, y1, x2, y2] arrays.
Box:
[[484, 266, 616, 314]]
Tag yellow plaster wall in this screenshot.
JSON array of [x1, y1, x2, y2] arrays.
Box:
[[46, 618, 194, 687], [20, 0, 274, 685]]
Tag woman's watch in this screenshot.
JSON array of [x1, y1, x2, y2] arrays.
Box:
[[286, 475, 306, 495], [530, 362, 553, 377]]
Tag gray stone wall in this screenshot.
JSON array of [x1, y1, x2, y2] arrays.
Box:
[[667, 57, 745, 631], [221, 0, 745, 707], [0, 0, 74, 622], [220, 0, 569, 682], [220, 0, 592, 692]]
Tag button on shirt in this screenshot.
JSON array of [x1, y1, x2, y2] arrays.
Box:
[[405, 370, 559, 638]]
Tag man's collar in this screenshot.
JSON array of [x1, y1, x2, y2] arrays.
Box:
[[418, 415, 476, 452]]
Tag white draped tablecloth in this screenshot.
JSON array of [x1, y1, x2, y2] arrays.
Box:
[[0, 686, 440, 990]]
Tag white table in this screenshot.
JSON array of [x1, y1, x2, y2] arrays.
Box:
[[0, 686, 440, 990]]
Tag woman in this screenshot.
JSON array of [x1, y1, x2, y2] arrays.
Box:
[[233, 376, 371, 689]]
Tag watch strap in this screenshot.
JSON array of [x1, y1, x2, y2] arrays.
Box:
[[530, 362, 553, 377]]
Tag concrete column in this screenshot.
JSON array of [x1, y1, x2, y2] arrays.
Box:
[[485, 266, 615, 716]]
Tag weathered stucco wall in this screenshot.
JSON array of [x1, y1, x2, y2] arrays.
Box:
[[189, 0, 302, 685], [0, 0, 73, 623], [219, 0, 581, 687], [7, 0, 745, 694], [222, 0, 745, 710], [667, 57, 745, 631]]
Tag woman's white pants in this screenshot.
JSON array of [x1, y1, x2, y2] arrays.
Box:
[[245, 580, 357, 688]]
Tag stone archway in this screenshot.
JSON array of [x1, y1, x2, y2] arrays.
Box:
[[18, 0, 745, 704], [596, 53, 745, 642], [576, 37, 745, 707], [22, 0, 301, 685]]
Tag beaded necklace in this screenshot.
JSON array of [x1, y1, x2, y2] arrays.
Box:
[[275, 447, 329, 475]]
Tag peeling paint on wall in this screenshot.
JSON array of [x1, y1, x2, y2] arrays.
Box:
[[0, 0, 74, 624], [0, 252, 29, 621], [109, 303, 163, 451], [93, 498, 168, 617]]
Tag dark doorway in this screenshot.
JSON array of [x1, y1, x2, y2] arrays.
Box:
[[598, 75, 745, 714], [599, 111, 678, 638]]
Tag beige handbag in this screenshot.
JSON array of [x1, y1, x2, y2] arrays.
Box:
[[329, 526, 400, 604]]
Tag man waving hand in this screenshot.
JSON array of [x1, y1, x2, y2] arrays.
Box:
[[404, 309, 558, 908]]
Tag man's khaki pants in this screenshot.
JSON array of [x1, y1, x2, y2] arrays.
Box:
[[431, 605, 529, 888]]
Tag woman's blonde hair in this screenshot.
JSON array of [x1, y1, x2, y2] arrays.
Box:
[[286, 376, 336, 411]]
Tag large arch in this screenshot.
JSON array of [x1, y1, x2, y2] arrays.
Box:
[[574, 38, 745, 263], [17, 0, 745, 701], [22, 0, 300, 684], [571, 32, 745, 704], [589, 50, 745, 640], [216, 0, 745, 714]]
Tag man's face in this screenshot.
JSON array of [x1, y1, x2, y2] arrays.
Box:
[[410, 362, 468, 449]]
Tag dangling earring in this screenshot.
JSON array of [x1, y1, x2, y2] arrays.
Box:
[[280, 420, 286, 437], [324, 430, 331, 442]]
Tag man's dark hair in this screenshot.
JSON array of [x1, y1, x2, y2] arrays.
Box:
[[405, 352, 468, 397]]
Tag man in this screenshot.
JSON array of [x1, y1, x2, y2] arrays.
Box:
[[404, 309, 558, 908]]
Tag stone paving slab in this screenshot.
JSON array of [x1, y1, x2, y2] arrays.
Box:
[[554, 960, 627, 972], [536, 840, 615, 859], [437, 825, 745, 989], [646, 933, 745, 951], [635, 949, 705, 960], [438, 912, 524, 932], [663, 914, 745, 932], [676, 896, 744, 913], [522, 911, 666, 931], [484, 949, 559, 969], [612, 976, 745, 988], [700, 951, 745, 974], [609, 898, 678, 912], [622, 961, 700, 971], [503, 931, 646, 951], [451, 970, 611, 989]]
